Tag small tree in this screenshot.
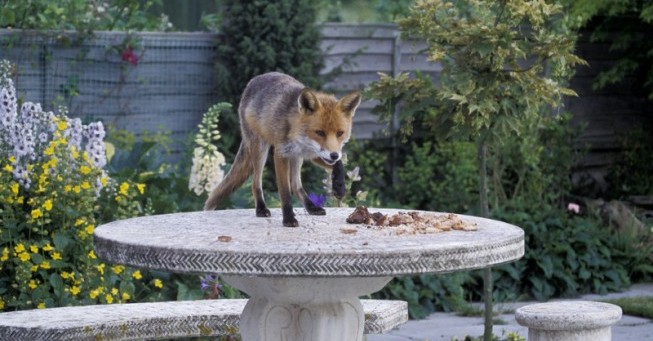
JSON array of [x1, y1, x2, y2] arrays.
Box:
[[397, 1, 586, 339]]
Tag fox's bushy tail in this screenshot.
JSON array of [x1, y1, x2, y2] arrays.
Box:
[[204, 143, 251, 210]]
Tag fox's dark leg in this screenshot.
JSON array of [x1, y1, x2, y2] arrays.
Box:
[[273, 153, 298, 227], [312, 158, 346, 200], [290, 158, 325, 215], [251, 142, 271, 217]]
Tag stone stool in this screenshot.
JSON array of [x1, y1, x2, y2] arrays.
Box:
[[515, 301, 622, 341]]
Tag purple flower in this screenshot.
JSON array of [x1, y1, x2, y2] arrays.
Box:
[[308, 192, 326, 208]]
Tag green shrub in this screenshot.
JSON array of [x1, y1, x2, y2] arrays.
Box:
[[374, 273, 470, 319], [488, 202, 632, 301], [0, 0, 171, 32], [397, 141, 478, 213], [0, 62, 163, 310]]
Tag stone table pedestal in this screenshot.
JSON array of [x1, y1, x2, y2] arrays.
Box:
[[94, 208, 524, 341]]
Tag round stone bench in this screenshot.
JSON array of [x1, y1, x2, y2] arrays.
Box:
[[515, 301, 622, 341]]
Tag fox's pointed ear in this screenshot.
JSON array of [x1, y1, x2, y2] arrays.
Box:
[[338, 91, 362, 117], [298, 89, 320, 115]]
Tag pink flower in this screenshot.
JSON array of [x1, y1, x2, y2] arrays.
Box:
[[121, 48, 139, 66], [567, 202, 580, 214]]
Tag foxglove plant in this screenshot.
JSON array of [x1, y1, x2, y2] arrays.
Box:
[[189, 103, 229, 196]]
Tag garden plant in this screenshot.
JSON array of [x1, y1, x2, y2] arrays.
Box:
[[0, 60, 168, 311]]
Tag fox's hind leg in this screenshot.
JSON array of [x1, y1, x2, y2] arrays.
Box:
[[290, 158, 326, 216], [274, 153, 298, 227], [251, 141, 271, 217]]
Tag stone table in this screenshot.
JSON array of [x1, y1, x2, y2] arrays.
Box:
[[94, 208, 524, 341]]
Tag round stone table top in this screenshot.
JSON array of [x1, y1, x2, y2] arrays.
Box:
[[94, 208, 524, 277]]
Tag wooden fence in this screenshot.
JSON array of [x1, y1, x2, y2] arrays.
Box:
[[0, 24, 650, 178]]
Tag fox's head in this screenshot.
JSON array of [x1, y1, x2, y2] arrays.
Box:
[[298, 89, 361, 165]]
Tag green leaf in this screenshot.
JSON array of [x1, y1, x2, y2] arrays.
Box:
[[49, 273, 64, 298], [53, 233, 71, 251]]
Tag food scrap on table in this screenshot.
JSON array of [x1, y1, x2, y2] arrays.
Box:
[[346, 206, 477, 235]]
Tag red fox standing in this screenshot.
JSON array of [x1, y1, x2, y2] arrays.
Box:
[[204, 72, 361, 227]]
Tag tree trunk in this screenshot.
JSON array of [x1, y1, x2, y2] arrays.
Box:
[[478, 138, 493, 341]]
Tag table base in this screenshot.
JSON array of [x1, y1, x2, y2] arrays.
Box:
[[222, 276, 392, 341]]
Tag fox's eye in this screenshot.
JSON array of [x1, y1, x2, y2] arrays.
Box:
[[336, 131, 344, 138], [315, 130, 326, 137]]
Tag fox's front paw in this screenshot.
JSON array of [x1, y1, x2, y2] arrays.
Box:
[[332, 160, 346, 199], [306, 206, 326, 215], [256, 207, 271, 217], [282, 205, 298, 227], [283, 217, 299, 227]]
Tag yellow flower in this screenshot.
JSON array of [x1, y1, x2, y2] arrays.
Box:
[[136, 183, 146, 194], [132, 270, 142, 280], [29, 280, 37, 289], [14, 243, 26, 253], [44, 145, 55, 156], [10, 182, 18, 194], [43, 199, 53, 211], [70, 286, 81, 296], [71, 147, 80, 159], [85, 225, 95, 235], [19, 252, 31, 262], [89, 289, 100, 299], [96, 263, 105, 275], [81, 181, 91, 190], [42, 244, 54, 252], [51, 252, 62, 260], [119, 182, 129, 196], [17, 196, 24, 204], [88, 250, 97, 259], [30, 245, 38, 253], [105, 294, 114, 304], [73, 185, 81, 194], [122, 292, 130, 301], [61, 271, 71, 279], [80, 165, 91, 175], [0, 298, 5, 310], [31, 208, 43, 219], [100, 176, 108, 187], [1, 248, 9, 261], [111, 265, 124, 275], [111, 288, 119, 296], [153, 279, 163, 289], [18, 252, 31, 262], [41, 261, 51, 270], [30, 265, 38, 272], [37, 302, 46, 309], [64, 185, 72, 193], [3, 164, 13, 172], [57, 120, 67, 131], [75, 219, 85, 226]]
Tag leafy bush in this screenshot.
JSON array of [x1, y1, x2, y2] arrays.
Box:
[[489, 202, 633, 301], [374, 273, 470, 319], [397, 141, 478, 213], [0, 61, 163, 311], [0, 0, 172, 32]]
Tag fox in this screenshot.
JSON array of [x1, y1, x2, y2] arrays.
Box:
[[204, 72, 362, 227]]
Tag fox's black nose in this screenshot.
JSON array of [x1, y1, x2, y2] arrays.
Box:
[[330, 152, 339, 161]]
